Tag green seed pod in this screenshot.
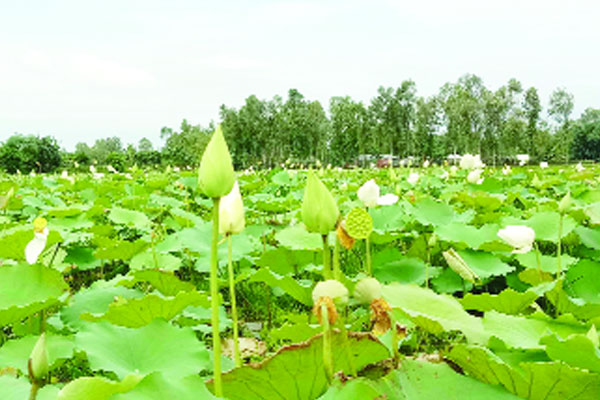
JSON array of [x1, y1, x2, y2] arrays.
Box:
[[353, 277, 382, 304], [344, 208, 373, 240], [312, 280, 349, 306], [301, 171, 339, 234], [29, 333, 49, 381], [198, 126, 236, 198]]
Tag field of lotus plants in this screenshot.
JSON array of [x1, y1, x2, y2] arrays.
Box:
[[2, 128, 600, 399]]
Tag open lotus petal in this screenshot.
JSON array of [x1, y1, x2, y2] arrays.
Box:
[[498, 225, 535, 254], [25, 228, 49, 264], [377, 193, 398, 206]]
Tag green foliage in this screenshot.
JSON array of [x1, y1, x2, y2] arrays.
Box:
[[0, 134, 61, 173]]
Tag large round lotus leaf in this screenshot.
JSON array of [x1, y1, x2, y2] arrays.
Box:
[[75, 319, 210, 379], [112, 372, 217, 400], [212, 331, 389, 400], [344, 208, 373, 240], [58, 374, 143, 400], [0, 264, 68, 325]]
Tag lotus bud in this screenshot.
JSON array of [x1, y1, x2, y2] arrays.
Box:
[[428, 233, 437, 248], [442, 249, 478, 283], [198, 126, 235, 198], [28, 333, 49, 381], [301, 171, 339, 234], [559, 192, 571, 214], [219, 181, 245, 235], [354, 277, 382, 304]]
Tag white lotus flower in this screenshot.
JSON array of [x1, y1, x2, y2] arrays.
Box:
[[25, 218, 49, 264], [576, 162, 585, 172], [540, 161, 548, 169], [357, 179, 398, 207], [467, 169, 484, 184], [353, 277, 382, 304], [440, 170, 449, 180], [423, 160, 430, 168], [377, 193, 399, 206], [357, 179, 380, 208], [450, 165, 458, 176], [312, 280, 349, 306], [497, 225, 535, 254], [107, 165, 118, 173], [516, 154, 529, 166], [502, 165, 511, 175], [407, 172, 419, 185], [219, 181, 245, 235], [459, 154, 484, 170], [30, 170, 36, 177]]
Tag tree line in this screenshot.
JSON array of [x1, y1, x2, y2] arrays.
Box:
[[1, 74, 600, 173]]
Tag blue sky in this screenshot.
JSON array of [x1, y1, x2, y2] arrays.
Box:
[[1, 0, 598, 150]]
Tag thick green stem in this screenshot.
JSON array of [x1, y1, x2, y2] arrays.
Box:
[[322, 235, 332, 279], [29, 381, 40, 400], [339, 320, 355, 376], [210, 198, 223, 397], [333, 236, 341, 280], [227, 234, 241, 368], [557, 215, 563, 278], [321, 302, 333, 382], [534, 242, 543, 281], [366, 237, 372, 276]]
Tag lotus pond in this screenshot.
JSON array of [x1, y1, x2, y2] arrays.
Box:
[[1, 161, 600, 399]]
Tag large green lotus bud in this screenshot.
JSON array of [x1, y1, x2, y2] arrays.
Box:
[[29, 333, 49, 381], [301, 171, 339, 234], [559, 192, 571, 214], [198, 126, 235, 198]]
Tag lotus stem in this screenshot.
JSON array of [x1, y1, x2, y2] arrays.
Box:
[[333, 236, 341, 280], [227, 234, 241, 367], [321, 302, 333, 382], [322, 234, 332, 279], [557, 214, 563, 278], [534, 242, 543, 281], [366, 236, 372, 276], [210, 198, 222, 397]]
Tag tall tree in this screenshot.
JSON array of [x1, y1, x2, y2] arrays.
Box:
[[523, 87, 542, 159], [548, 88, 575, 162], [329, 97, 369, 165]]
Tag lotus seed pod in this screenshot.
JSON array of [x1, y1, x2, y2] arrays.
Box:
[[344, 208, 373, 240], [354, 277, 382, 304], [29, 333, 49, 381], [301, 171, 339, 234], [312, 280, 349, 307], [198, 125, 236, 198], [33, 217, 47, 233]]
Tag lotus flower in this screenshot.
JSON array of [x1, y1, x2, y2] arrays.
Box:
[[467, 169, 484, 184], [540, 161, 548, 169], [497, 225, 535, 254], [219, 181, 245, 235], [460, 154, 484, 170], [25, 218, 49, 264], [357, 179, 398, 207], [407, 172, 419, 185]]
